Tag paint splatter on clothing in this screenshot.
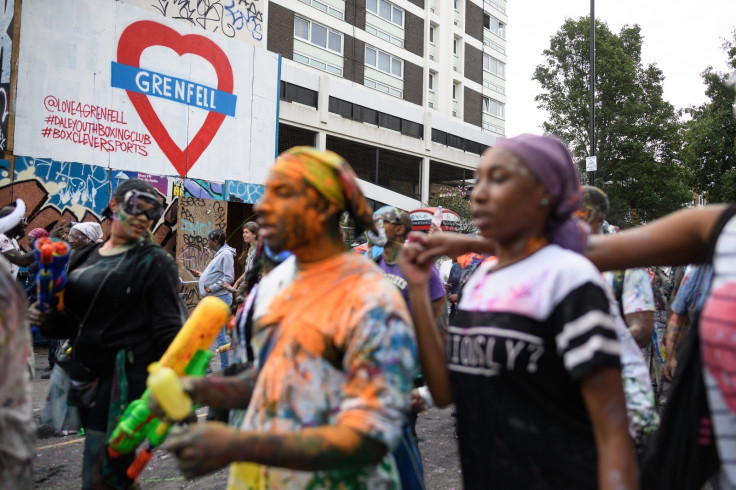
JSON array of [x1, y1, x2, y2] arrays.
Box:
[[643, 267, 669, 395], [604, 267, 656, 315], [449, 245, 623, 488], [228, 252, 417, 489], [0, 233, 20, 279], [0, 256, 34, 488]]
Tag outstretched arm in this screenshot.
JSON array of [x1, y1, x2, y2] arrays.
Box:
[[165, 423, 387, 479], [2, 247, 35, 267], [184, 367, 257, 410], [585, 205, 726, 272]]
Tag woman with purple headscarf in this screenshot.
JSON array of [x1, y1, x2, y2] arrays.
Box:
[[398, 134, 637, 489]]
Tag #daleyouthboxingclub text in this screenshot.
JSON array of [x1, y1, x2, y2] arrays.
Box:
[[41, 95, 152, 156]]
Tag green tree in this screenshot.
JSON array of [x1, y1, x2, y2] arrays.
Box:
[[681, 30, 736, 204], [428, 186, 477, 234], [533, 17, 692, 227]]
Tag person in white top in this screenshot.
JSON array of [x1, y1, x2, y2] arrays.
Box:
[[0, 202, 34, 280]]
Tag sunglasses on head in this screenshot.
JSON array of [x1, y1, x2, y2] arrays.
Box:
[[122, 189, 164, 221]]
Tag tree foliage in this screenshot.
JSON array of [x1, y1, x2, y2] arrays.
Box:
[[428, 186, 477, 234], [533, 17, 691, 227], [681, 30, 736, 204]]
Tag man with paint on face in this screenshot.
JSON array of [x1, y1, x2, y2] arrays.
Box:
[[165, 147, 417, 489]]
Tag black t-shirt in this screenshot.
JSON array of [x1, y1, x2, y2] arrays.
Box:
[[50, 240, 182, 375], [450, 245, 621, 489]]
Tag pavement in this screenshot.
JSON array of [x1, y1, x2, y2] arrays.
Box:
[[30, 345, 463, 489]]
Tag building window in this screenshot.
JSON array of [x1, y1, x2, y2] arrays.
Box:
[[483, 14, 505, 38], [483, 54, 505, 78], [452, 83, 458, 100], [482, 121, 504, 134], [482, 96, 505, 118], [365, 77, 403, 98], [453, 0, 458, 10], [298, 0, 345, 20], [483, 36, 505, 54], [365, 46, 403, 78], [483, 79, 505, 94], [294, 17, 343, 54], [294, 51, 343, 76], [428, 72, 435, 91], [366, 24, 404, 48], [429, 25, 435, 44], [453, 38, 458, 55], [367, 0, 404, 28]]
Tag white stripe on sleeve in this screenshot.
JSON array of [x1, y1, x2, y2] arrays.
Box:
[[564, 335, 621, 372], [556, 309, 617, 353]]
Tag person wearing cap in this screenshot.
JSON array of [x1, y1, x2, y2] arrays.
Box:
[[399, 134, 636, 488], [0, 202, 34, 281], [189, 228, 236, 370], [28, 178, 183, 489], [0, 200, 34, 488], [165, 147, 417, 488], [374, 205, 445, 459]]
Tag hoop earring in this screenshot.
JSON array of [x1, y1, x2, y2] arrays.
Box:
[[540, 198, 549, 207]]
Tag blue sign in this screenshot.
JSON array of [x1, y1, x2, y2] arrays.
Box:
[[110, 62, 237, 117]]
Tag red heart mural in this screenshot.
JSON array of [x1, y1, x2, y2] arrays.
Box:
[[117, 21, 234, 177]]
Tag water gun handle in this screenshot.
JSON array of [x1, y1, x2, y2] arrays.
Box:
[[34, 238, 71, 313], [123, 350, 211, 478], [147, 349, 212, 422]]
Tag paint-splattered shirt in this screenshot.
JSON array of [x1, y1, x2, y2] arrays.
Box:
[[228, 252, 417, 490], [0, 256, 34, 488], [603, 267, 655, 315]]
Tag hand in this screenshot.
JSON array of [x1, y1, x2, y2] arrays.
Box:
[[189, 269, 201, 278], [410, 388, 426, 413], [662, 356, 678, 382], [149, 377, 200, 418], [164, 422, 237, 479], [398, 241, 435, 288], [443, 283, 452, 293], [407, 231, 494, 266], [448, 293, 458, 304], [27, 301, 50, 325]]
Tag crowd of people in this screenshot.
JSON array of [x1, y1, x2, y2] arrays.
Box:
[[1, 105, 736, 488]]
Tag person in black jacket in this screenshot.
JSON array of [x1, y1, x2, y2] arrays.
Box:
[[29, 178, 183, 489]]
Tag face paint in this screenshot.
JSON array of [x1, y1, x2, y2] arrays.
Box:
[[366, 218, 388, 247], [256, 170, 330, 253]]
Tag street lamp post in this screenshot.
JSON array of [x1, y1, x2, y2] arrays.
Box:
[[588, 0, 596, 186]]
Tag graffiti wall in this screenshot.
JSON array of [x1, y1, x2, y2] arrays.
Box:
[[14, 0, 279, 182], [4, 157, 111, 248], [0, 156, 187, 250], [124, 0, 265, 45], [0, 0, 13, 153], [177, 196, 227, 310]]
